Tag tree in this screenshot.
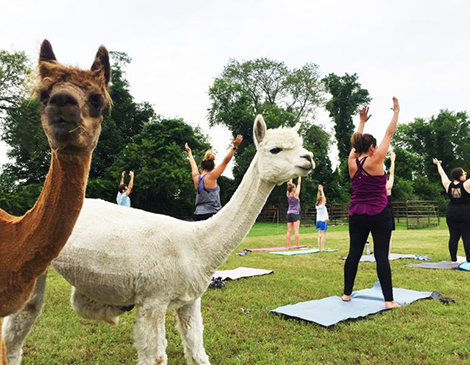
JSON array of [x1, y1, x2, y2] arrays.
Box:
[[87, 118, 212, 218], [322, 73, 371, 162], [1, 99, 49, 184], [89, 51, 156, 178], [391, 110, 470, 209], [0, 49, 31, 113], [208, 58, 326, 188]]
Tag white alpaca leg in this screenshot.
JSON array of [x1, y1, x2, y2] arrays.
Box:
[[71, 287, 126, 325], [176, 298, 210, 365], [3, 274, 47, 365], [133, 302, 168, 365]]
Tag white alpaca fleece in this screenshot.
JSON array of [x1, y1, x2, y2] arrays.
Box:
[[3, 116, 314, 365]]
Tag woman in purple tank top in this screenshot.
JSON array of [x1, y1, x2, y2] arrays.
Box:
[[286, 177, 301, 248], [343, 97, 401, 309]]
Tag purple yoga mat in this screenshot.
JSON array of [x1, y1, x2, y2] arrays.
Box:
[[212, 267, 273, 280], [244, 245, 313, 252]]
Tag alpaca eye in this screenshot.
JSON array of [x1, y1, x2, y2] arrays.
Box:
[[270, 147, 282, 154], [39, 90, 50, 105], [89, 94, 104, 110]]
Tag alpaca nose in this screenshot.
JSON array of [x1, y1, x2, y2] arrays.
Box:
[[49, 92, 78, 107], [301, 152, 314, 168]]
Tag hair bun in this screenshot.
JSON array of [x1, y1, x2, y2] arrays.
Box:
[[203, 150, 215, 161]]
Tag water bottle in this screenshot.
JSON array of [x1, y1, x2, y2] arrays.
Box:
[[365, 241, 370, 255]]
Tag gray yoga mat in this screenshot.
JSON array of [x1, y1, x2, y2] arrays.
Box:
[[270, 248, 338, 256], [343, 253, 430, 262], [406, 261, 460, 270], [406, 256, 467, 270], [271, 282, 433, 327]]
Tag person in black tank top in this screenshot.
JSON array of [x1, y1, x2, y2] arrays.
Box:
[[433, 159, 470, 262]]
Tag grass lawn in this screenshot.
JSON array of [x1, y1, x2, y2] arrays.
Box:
[[20, 222, 470, 364]]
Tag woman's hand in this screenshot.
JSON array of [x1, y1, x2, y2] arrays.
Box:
[[129, 171, 134, 178], [318, 184, 323, 191], [433, 158, 440, 166], [359, 106, 372, 124], [121, 171, 126, 178], [184, 142, 192, 154], [391, 97, 400, 113], [233, 135, 243, 148], [390, 151, 396, 162]]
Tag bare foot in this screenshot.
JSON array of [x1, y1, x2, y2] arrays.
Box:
[[385, 301, 401, 309], [452, 261, 458, 264], [342, 295, 351, 302]]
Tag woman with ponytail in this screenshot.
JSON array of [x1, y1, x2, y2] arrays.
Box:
[[185, 135, 243, 221], [342, 97, 401, 309], [433, 159, 470, 262], [286, 177, 302, 248]]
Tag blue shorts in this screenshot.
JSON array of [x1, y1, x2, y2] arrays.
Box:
[[316, 221, 328, 231]]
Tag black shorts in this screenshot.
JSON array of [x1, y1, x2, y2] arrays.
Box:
[[193, 213, 216, 221], [287, 213, 300, 223]]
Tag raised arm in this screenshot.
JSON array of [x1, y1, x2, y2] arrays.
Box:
[[386, 151, 396, 192], [126, 171, 134, 195], [119, 171, 125, 187], [357, 106, 371, 134], [209, 135, 243, 179], [317, 184, 326, 205], [295, 176, 301, 198], [185, 143, 200, 189], [375, 97, 400, 161], [433, 158, 451, 191], [348, 106, 372, 162]]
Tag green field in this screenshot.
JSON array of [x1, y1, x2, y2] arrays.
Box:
[[20, 223, 470, 364]]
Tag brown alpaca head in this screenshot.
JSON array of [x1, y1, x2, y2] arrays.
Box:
[[36, 40, 111, 155]]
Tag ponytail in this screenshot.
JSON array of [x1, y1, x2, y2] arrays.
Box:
[[351, 132, 377, 154], [200, 150, 215, 171]]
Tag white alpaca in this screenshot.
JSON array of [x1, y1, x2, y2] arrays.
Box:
[[3, 115, 314, 365]]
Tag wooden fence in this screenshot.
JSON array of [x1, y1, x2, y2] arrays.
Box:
[[258, 200, 440, 228]]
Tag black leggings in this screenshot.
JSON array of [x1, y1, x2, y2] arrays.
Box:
[[446, 206, 470, 262], [344, 208, 393, 301]]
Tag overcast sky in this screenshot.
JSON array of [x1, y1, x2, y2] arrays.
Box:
[[1, 0, 469, 172]]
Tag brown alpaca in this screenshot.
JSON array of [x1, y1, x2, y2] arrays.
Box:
[[0, 40, 111, 363]]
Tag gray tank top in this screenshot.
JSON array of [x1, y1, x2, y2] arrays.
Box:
[[194, 174, 222, 215]]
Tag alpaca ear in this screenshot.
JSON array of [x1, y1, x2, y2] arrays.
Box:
[[91, 46, 111, 85], [293, 123, 301, 133], [38, 40, 58, 78], [253, 115, 267, 147], [39, 40, 57, 63]]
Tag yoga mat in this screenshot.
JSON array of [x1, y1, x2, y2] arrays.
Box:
[[406, 261, 460, 270], [212, 267, 273, 280], [343, 253, 431, 262], [244, 245, 312, 252], [272, 282, 433, 327], [406, 256, 467, 270], [270, 248, 338, 256]]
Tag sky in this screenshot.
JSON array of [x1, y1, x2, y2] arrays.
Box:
[[1, 0, 470, 173]]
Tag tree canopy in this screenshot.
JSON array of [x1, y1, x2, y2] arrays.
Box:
[[391, 110, 470, 209], [322, 73, 371, 162]]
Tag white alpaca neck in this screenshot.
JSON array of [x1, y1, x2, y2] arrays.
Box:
[[198, 154, 274, 275]]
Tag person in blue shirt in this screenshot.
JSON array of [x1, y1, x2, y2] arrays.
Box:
[[116, 170, 134, 207]]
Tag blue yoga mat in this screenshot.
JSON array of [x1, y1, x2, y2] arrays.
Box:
[[271, 282, 433, 327], [270, 248, 338, 256]]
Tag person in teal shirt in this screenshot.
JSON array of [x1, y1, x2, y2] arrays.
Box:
[[116, 170, 134, 207]]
